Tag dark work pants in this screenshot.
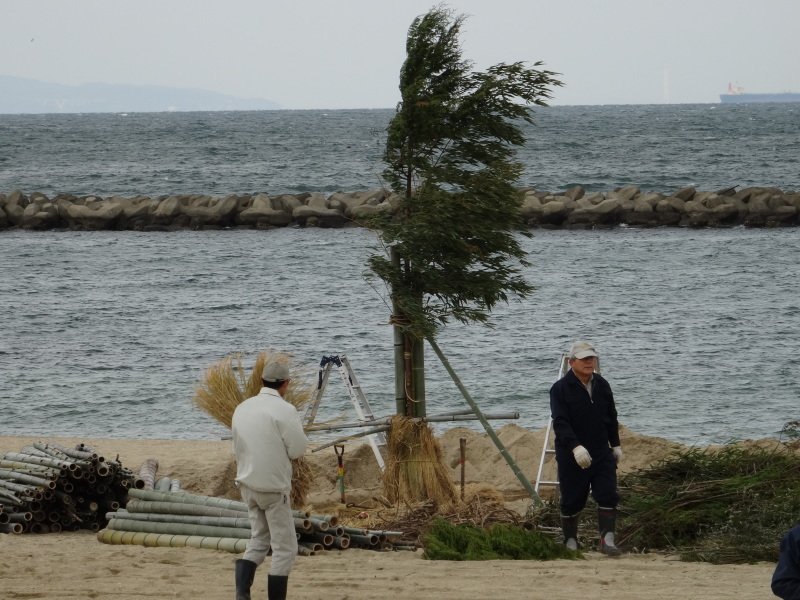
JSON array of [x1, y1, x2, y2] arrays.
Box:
[[557, 449, 619, 515]]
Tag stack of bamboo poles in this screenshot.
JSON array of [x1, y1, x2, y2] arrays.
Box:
[[99, 488, 414, 554], [0, 441, 140, 535]]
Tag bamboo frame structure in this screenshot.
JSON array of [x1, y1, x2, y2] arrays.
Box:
[[309, 413, 521, 453], [427, 338, 544, 507]]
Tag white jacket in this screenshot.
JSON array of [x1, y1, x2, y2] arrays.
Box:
[[231, 387, 309, 493]]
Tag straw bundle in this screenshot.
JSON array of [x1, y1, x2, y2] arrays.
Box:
[[192, 350, 315, 427], [191, 349, 316, 508], [381, 417, 457, 508]]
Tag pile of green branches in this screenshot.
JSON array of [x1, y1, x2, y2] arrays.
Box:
[[617, 445, 800, 564], [423, 518, 581, 561]]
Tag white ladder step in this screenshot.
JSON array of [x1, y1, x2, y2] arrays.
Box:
[[321, 354, 387, 470]]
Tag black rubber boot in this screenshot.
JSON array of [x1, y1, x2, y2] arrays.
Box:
[[597, 506, 622, 556], [560, 513, 580, 550], [268, 574, 289, 600], [235, 559, 257, 600]]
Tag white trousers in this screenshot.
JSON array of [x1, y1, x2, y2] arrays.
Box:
[[239, 485, 297, 576]]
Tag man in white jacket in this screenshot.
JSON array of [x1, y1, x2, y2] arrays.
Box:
[[231, 362, 309, 600]]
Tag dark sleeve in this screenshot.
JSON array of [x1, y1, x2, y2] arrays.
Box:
[[550, 380, 580, 451], [599, 376, 621, 447], [773, 526, 800, 600]]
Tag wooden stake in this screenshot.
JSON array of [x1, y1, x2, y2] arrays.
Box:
[[459, 437, 466, 501]]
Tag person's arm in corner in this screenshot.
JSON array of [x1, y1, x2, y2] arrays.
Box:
[[772, 525, 800, 600]]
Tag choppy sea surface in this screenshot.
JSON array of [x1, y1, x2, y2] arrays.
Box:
[[1, 103, 799, 197], [1, 104, 799, 445]]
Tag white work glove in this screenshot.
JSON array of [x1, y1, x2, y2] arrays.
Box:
[[572, 445, 592, 469], [612, 446, 623, 464]]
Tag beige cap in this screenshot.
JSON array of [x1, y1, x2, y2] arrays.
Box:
[[569, 341, 598, 359], [261, 362, 290, 382]]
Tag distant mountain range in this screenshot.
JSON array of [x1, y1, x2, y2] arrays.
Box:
[[0, 75, 281, 114]]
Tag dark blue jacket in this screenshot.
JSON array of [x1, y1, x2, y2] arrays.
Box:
[[549, 369, 620, 462], [773, 525, 800, 600]]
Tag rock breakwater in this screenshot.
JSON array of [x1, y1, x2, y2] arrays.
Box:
[[1, 185, 798, 231]]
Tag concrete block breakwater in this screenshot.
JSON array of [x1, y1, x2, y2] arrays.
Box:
[[1, 185, 799, 231]]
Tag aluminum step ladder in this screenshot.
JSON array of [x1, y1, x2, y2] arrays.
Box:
[[304, 354, 386, 470], [534, 354, 570, 495], [534, 354, 601, 495]]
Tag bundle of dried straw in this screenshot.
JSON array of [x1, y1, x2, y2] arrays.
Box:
[[381, 417, 458, 509], [192, 350, 315, 507]]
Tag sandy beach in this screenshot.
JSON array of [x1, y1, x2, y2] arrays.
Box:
[[0, 427, 783, 600]]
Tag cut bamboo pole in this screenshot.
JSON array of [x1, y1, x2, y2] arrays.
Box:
[[299, 532, 333, 546], [97, 529, 248, 553], [108, 517, 252, 539], [306, 412, 520, 432], [106, 510, 251, 529], [309, 514, 338, 526], [330, 525, 344, 537], [0, 522, 23, 534], [311, 427, 391, 453], [127, 489, 247, 513], [0, 469, 56, 490], [293, 518, 311, 531], [3, 452, 71, 471], [308, 518, 329, 532], [349, 533, 379, 546], [0, 460, 64, 478], [125, 499, 244, 518], [341, 526, 403, 537], [6, 512, 33, 523], [46, 441, 101, 462], [298, 541, 323, 553]]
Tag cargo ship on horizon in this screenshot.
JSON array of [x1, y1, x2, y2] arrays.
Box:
[[720, 83, 800, 104]]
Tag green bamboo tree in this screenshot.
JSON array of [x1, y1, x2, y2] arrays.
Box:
[[368, 4, 562, 417]]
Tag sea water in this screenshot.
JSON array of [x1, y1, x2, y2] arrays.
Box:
[[1, 104, 798, 445]]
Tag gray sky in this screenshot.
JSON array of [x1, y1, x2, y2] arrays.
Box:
[[4, 0, 799, 109]]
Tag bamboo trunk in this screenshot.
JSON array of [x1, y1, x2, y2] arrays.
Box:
[[125, 499, 244, 518], [107, 517, 251, 539], [126, 488, 247, 513], [96, 528, 248, 553], [106, 510, 250, 529]]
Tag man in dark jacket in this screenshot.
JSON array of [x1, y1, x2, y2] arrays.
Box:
[[550, 340, 623, 556], [772, 524, 800, 599]]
